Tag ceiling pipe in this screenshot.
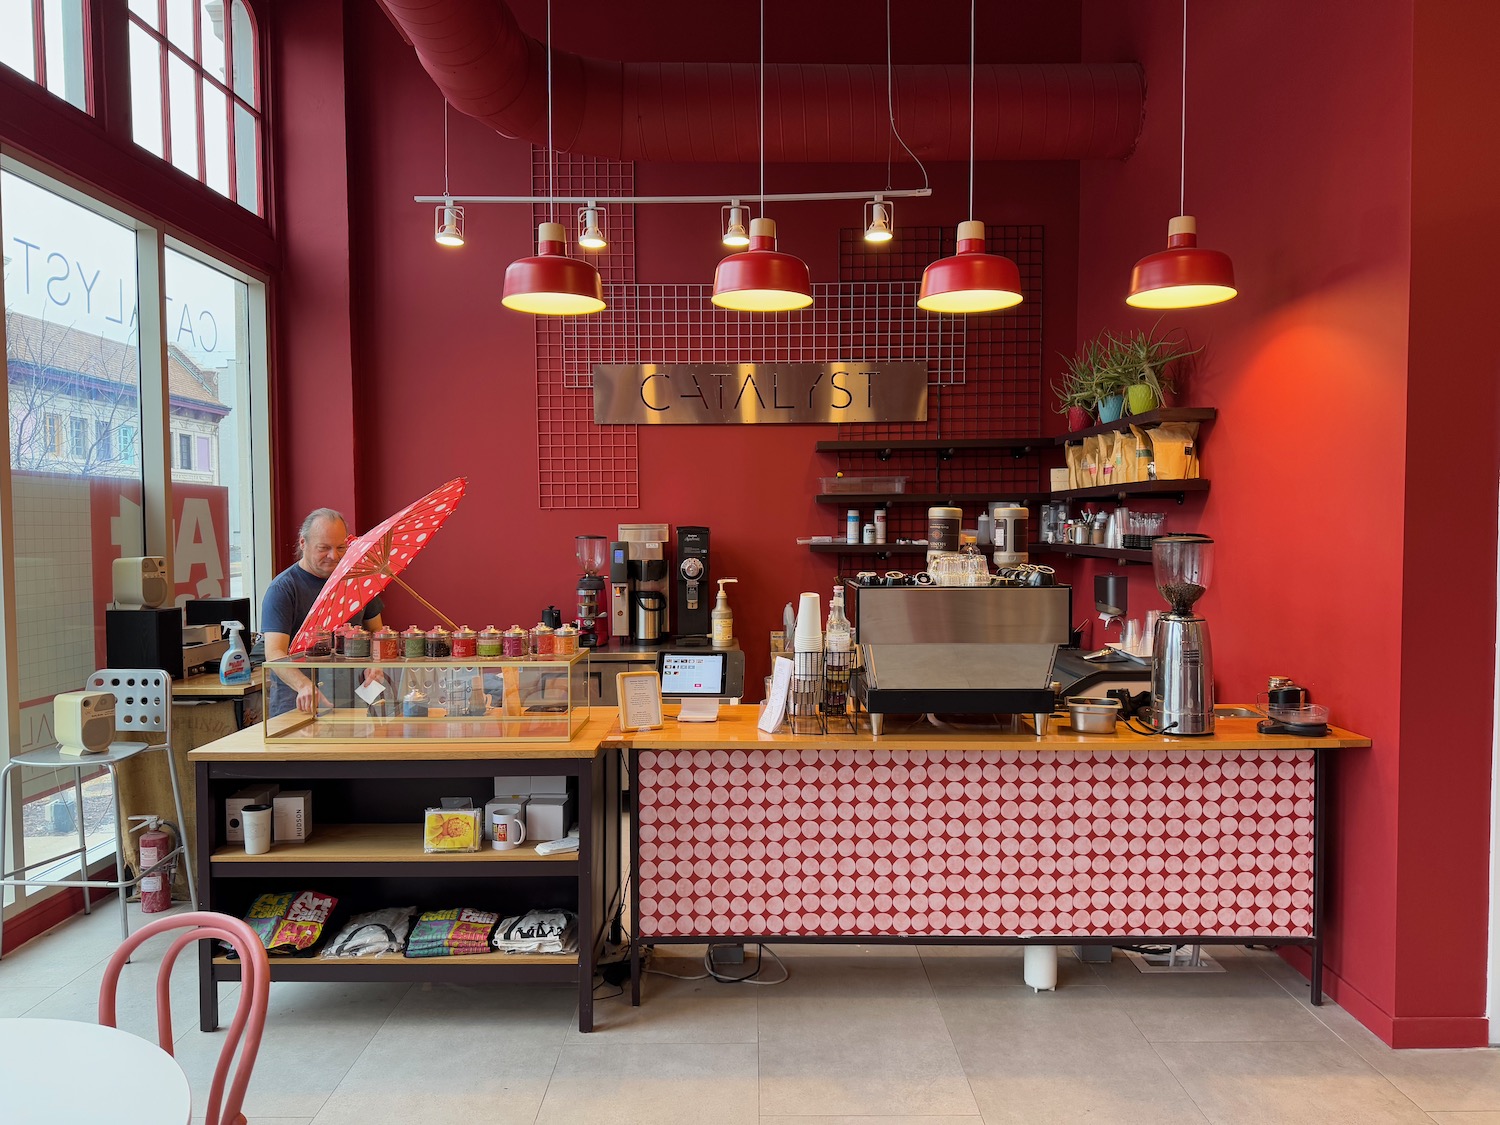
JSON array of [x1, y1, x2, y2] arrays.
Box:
[[375, 0, 1145, 163]]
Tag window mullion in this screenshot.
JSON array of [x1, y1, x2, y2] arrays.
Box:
[[30, 0, 46, 86], [134, 228, 174, 572]]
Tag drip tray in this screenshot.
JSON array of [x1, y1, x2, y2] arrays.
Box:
[[856, 643, 1057, 732]]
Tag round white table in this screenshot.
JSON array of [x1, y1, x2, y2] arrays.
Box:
[[0, 1017, 192, 1124]]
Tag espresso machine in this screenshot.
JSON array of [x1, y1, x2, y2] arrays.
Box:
[[574, 535, 608, 647], [1150, 534, 1215, 735], [674, 526, 711, 644], [615, 523, 671, 643]]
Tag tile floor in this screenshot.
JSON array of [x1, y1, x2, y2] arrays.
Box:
[[1, 901, 1497, 1124]]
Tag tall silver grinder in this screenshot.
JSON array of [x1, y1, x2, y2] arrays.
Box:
[[1150, 534, 1216, 735]]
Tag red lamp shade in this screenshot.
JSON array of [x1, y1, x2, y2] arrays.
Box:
[[1127, 215, 1237, 309], [711, 217, 813, 311], [918, 221, 1023, 313], [502, 223, 606, 315]]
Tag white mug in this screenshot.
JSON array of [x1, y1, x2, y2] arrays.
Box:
[[491, 811, 527, 851], [242, 804, 272, 855]]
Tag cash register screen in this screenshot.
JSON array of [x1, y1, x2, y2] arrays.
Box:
[[658, 652, 727, 697]]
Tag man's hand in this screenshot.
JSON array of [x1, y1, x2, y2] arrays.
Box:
[[296, 680, 330, 714]]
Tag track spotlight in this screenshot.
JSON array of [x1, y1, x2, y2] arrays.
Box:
[[864, 197, 893, 242], [578, 204, 607, 251], [434, 200, 465, 247]]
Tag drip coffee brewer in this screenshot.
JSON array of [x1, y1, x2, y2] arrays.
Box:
[[574, 535, 608, 648], [1150, 534, 1215, 735]]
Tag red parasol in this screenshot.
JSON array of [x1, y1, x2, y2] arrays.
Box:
[[290, 477, 467, 654]]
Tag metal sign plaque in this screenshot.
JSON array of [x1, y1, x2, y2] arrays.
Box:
[[592, 363, 928, 425]]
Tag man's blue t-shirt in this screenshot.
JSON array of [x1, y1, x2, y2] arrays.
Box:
[[262, 563, 383, 716]]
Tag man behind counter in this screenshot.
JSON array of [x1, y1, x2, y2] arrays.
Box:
[[262, 508, 384, 717]]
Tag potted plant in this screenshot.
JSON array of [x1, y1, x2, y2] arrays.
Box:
[[1051, 341, 1103, 431], [1108, 323, 1199, 415]]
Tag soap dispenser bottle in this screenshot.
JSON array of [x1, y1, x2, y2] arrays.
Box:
[[220, 620, 251, 685], [711, 578, 738, 649]]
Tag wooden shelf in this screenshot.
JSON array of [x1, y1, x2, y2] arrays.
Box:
[[1032, 542, 1154, 565], [807, 543, 928, 555], [1047, 479, 1210, 504], [1057, 407, 1217, 444], [209, 823, 576, 875], [816, 437, 1038, 457], [213, 950, 576, 968], [816, 492, 1042, 506]]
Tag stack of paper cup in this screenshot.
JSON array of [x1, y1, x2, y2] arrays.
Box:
[[793, 592, 823, 652]]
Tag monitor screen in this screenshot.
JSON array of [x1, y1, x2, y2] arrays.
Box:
[[658, 651, 727, 697]]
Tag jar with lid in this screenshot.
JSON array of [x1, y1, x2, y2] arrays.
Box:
[[451, 625, 477, 659], [402, 625, 425, 658], [477, 625, 503, 658], [424, 625, 451, 658], [306, 629, 333, 657], [343, 624, 371, 659], [554, 624, 579, 655], [502, 625, 528, 657], [332, 624, 348, 657], [402, 686, 429, 718], [532, 623, 556, 655], [371, 627, 400, 661]]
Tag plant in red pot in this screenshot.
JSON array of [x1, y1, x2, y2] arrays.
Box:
[[1052, 340, 1103, 432]]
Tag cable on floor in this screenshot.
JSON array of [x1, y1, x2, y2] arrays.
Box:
[[701, 943, 788, 986]]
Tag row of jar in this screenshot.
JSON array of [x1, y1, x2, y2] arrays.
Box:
[[302, 623, 582, 661]]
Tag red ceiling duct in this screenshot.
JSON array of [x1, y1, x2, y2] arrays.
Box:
[[375, 0, 1145, 163]]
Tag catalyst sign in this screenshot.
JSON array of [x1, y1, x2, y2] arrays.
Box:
[[592, 363, 928, 424]]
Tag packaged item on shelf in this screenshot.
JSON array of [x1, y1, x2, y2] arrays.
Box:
[[1146, 422, 1200, 480], [1064, 443, 1084, 490], [491, 908, 578, 954], [1128, 425, 1152, 482], [242, 890, 338, 955], [404, 907, 500, 957], [321, 906, 417, 958], [1079, 435, 1102, 487], [272, 789, 313, 843], [423, 806, 482, 852]]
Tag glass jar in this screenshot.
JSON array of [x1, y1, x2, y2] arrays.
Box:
[[371, 627, 400, 661], [402, 686, 429, 717], [343, 625, 370, 659], [424, 626, 451, 658], [451, 625, 477, 659], [477, 625, 503, 658], [306, 629, 333, 657], [532, 623, 555, 655], [332, 624, 348, 657], [502, 625, 528, 658], [553, 624, 579, 655], [402, 625, 425, 658]]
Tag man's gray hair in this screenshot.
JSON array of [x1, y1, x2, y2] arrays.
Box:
[[296, 507, 349, 558]]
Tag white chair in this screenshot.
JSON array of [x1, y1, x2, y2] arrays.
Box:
[[0, 669, 197, 958]]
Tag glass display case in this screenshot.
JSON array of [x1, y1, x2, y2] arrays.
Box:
[[260, 651, 590, 742]]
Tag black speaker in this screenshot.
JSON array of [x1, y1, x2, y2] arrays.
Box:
[[106, 608, 183, 679], [185, 597, 252, 631]]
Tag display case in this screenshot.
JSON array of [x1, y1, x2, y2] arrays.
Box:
[[260, 652, 590, 742]]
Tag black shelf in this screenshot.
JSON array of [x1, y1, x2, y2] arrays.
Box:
[[816, 492, 1042, 506], [1032, 542, 1154, 565], [816, 437, 1039, 460], [1048, 479, 1209, 504], [1056, 407, 1217, 444], [807, 543, 928, 555]]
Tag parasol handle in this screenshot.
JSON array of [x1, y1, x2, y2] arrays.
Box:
[[390, 574, 458, 631]]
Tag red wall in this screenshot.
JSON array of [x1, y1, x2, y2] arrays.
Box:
[[272, 0, 1081, 672], [1079, 0, 1496, 1046]]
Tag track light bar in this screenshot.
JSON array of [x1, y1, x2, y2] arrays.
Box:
[[415, 187, 932, 206]]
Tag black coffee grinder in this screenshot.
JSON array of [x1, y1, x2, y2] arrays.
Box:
[[575, 535, 608, 647], [674, 526, 711, 645]]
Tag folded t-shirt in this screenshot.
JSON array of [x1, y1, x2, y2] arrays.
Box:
[[322, 907, 416, 958], [405, 908, 499, 958]]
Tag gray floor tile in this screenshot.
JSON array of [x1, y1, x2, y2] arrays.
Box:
[[936, 987, 1207, 1124], [1427, 1114, 1500, 1123], [761, 1118, 981, 1124], [588, 952, 759, 1041], [1333, 1043, 1500, 1113], [537, 1041, 759, 1125], [920, 944, 1104, 991], [1155, 1039, 1435, 1124], [0, 984, 55, 1015]]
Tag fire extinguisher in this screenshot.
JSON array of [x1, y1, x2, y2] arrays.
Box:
[[128, 815, 178, 913]]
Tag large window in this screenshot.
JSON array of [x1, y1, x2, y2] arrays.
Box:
[[0, 0, 89, 111], [1, 159, 270, 917], [128, 0, 262, 213]]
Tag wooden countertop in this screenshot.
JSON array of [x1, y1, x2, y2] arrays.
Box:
[[605, 705, 1370, 752], [173, 671, 262, 698], [188, 712, 616, 761]]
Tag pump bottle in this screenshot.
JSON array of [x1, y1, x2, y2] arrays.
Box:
[[220, 620, 251, 685], [711, 578, 738, 649]]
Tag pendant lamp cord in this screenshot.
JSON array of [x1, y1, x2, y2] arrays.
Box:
[[758, 0, 765, 214], [884, 0, 927, 192], [442, 100, 451, 198], [967, 0, 975, 220], [1179, 0, 1187, 215], [547, 0, 555, 227]]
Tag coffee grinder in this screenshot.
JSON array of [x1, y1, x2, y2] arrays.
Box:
[[574, 535, 608, 648], [1150, 534, 1215, 735], [674, 526, 711, 645]]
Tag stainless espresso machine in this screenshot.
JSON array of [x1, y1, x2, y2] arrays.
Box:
[[614, 523, 672, 643], [1150, 534, 1215, 735]]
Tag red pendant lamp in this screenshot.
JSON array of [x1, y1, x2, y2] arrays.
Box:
[[710, 0, 812, 312], [1126, 0, 1237, 309], [917, 0, 1023, 314], [500, 0, 605, 317]]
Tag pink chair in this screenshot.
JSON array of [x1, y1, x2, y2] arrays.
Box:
[[98, 911, 269, 1125]]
